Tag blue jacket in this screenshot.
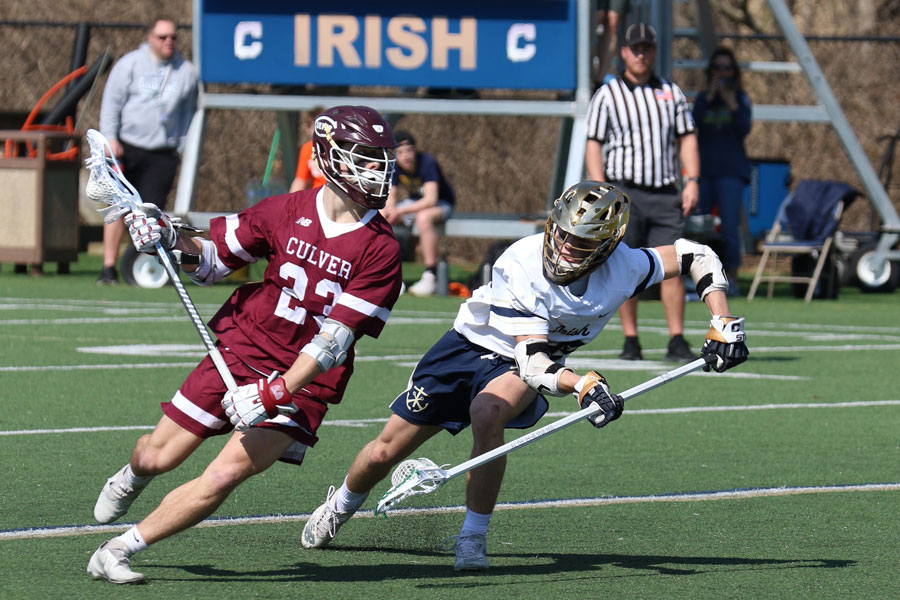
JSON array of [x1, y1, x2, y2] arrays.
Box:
[[785, 180, 859, 242], [692, 89, 752, 180]]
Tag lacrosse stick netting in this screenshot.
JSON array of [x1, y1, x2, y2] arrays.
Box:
[[375, 356, 711, 515], [84, 129, 237, 391], [375, 457, 447, 515]]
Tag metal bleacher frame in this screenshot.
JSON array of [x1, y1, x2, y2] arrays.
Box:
[[175, 0, 899, 264], [660, 0, 900, 273]]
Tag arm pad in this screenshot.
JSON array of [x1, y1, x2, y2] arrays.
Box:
[[674, 238, 729, 300], [301, 318, 355, 372], [189, 238, 234, 286]]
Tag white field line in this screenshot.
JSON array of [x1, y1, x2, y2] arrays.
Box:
[[0, 341, 896, 374], [572, 344, 900, 355], [3, 399, 900, 437], [3, 298, 900, 338], [0, 297, 219, 308], [4, 311, 899, 343], [3, 481, 899, 541], [0, 362, 201, 372], [7, 298, 900, 334], [0, 317, 201, 326]]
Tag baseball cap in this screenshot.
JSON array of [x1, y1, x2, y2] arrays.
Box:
[[624, 23, 657, 47], [394, 130, 416, 147]]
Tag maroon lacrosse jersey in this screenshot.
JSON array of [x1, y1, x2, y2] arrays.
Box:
[[205, 188, 402, 404]]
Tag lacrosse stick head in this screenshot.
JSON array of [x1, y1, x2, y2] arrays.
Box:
[[375, 457, 447, 516], [84, 129, 142, 223]]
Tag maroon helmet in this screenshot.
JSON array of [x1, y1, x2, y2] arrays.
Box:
[[312, 105, 397, 209]]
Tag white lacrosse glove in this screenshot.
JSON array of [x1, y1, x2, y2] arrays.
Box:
[[124, 203, 178, 254], [221, 376, 298, 432], [700, 316, 749, 373]]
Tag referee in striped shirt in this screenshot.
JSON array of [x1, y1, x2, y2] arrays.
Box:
[[584, 22, 701, 363]]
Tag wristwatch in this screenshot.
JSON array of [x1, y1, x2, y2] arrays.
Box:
[[686, 176, 700, 184]]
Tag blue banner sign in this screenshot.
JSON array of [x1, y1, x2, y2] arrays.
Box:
[[199, 0, 577, 90]]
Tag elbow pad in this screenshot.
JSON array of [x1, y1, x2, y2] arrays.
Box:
[[301, 318, 355, 372], [513, 339, 570, 396], [189, 238, 234, 286], [674, 238, 729, 300]]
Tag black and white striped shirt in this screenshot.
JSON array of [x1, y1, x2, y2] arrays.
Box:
[[586, 75, 695, 189]]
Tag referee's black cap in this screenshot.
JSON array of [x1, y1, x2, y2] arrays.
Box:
[[624, 23, 657, 47]]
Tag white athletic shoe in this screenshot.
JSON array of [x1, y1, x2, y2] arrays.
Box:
[[300, 486, 358, 549], [442, 533, 490, 571], [408, 271, 437, 297], [87, 539, 145, 584], [93, 465, 146, 524]]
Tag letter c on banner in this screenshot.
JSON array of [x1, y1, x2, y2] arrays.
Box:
[[235, 21, 263, 60], [507, 23, 536, 63]]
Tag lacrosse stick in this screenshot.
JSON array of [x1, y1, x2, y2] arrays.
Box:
[[375, 355, 713, 515], [84, 129, 237, 392]]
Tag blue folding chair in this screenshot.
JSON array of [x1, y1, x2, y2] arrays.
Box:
[[747, 180, 860, 302]]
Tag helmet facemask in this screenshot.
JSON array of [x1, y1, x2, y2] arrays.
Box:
[[325, 141, 395, 208], [542, 182, 630, 285]]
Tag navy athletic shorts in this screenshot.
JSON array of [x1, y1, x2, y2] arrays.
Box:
[[389, 329, 550, 435]]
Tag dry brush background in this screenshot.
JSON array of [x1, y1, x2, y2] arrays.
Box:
[[2, 0, 898, 262]]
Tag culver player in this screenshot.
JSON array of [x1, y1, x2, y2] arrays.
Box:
[[87, 105, 402, 584], [300, 181, 749, 571]]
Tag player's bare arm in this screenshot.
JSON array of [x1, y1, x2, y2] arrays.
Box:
[[404, 180, 440, 213]]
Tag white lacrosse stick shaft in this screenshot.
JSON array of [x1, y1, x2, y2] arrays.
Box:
[[155, 248, 237, 391], [442, 356, 711, 481], [375, 356, 712, 514], [84, 129, 237, 392]]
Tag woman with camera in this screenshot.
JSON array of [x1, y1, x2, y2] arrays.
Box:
[[692, 46, 753, 297]]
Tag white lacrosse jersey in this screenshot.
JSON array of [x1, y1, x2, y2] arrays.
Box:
[[453, 233, 664, 361]]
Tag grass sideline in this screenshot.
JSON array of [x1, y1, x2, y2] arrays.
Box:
[[1, 253, 900, 599]]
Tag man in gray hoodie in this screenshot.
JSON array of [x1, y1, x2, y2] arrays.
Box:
[[97, 17, 198, 285]]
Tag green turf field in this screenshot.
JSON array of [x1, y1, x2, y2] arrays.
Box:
[[1, 254, 899, 599]]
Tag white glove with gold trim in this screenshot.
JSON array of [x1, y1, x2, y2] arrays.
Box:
[[701, 316, 748, 372]]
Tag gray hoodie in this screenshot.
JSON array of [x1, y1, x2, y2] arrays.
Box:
[[99, 42, 198, 153]]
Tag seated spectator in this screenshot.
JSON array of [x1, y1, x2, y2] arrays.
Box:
[[289, 107, 327, 192], [381, 131, 455, 296]]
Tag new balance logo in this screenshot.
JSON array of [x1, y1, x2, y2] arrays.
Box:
[[296, 217, 312, 227]]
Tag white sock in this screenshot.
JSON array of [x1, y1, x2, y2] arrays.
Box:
[[123, 464, 153, 488], [115, 526, 149, 555], [333, 477, 368, 513], [459, 508, 491, 536]]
